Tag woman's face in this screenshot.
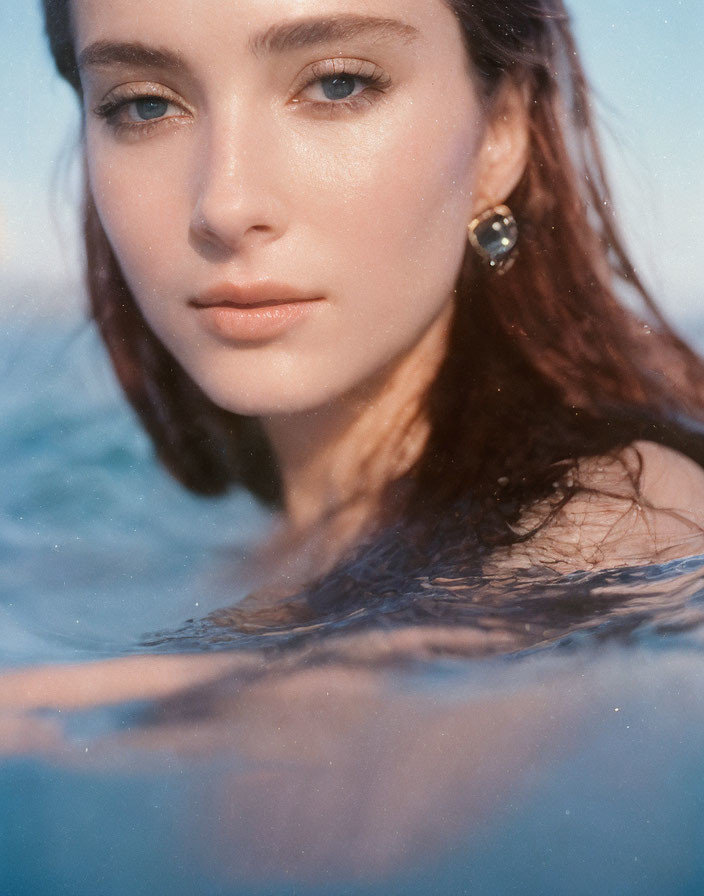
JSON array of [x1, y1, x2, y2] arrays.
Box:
[[75, 0, 508, 416]]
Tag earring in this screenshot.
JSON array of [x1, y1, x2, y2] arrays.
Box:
[[467, 204, 518, 274]]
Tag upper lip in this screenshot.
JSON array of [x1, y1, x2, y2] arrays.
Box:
[[190, 282, 323, 308]]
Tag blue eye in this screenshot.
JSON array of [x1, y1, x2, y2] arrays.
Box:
[[295, 61, 392, 112], [133, 98, 169, 120], [93, 91, 189, 133], [320, 75, 357, 101]]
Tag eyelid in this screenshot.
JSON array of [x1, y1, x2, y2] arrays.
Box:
[[290, 57, 390, 98], [92, 81, 191, 117]]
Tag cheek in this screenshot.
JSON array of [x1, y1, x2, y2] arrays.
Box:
[[295, 104, 481, 331], [377, 118, 478, 274], [86, 135, 190, 296]]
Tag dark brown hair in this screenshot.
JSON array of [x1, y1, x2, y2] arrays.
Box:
[[42, 0, 704, 544]]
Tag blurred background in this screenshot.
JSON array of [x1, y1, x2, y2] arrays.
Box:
[[1, 0, 703, 325]]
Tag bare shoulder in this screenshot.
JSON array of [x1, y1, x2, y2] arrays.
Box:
[[628, 440, 704, 514], [498, 440, 704, 573]]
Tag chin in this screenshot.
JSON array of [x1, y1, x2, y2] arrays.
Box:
[[176, 340, 396, 419], [191, 368, 346, 418]]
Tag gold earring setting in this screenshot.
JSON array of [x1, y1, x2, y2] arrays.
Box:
[[467, 204, 518, 274]]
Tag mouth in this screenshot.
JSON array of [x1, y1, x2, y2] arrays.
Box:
[[196, 299, 316, 310], [190, 282, 324, 310], [189, 282, 324, 342]]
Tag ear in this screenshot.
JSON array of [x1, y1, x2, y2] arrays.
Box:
[[471, 84, 530, 215]]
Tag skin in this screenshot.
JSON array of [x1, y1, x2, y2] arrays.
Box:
[[500, 441, 704, 573], [74, 0, 528, 540]]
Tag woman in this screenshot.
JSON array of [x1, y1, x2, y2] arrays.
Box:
[[4, 8, 704, 884], [41, 0, 704, 607]]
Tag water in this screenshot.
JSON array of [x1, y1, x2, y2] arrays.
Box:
[[2, 317, 704, 894], [0, 318, 272, 666]]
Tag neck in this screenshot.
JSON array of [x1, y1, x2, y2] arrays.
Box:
[[262, 312, 451, 560]]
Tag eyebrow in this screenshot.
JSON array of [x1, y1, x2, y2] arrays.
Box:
[[77, 14, 419, 73], [77, 41, 188, 73], [248, 14, 420, 56]]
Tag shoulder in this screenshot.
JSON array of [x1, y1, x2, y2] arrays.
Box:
[[498, 440, 704, 573], [627, 440, 704, 513]]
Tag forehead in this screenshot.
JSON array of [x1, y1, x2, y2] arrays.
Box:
[[71, 0, 460, 58]]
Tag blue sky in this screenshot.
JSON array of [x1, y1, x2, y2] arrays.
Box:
[[1, 0, 702, 323]]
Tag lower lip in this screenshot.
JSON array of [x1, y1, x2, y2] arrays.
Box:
[[192, 300, 322, 342]]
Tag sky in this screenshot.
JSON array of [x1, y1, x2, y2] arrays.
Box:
[[1, 0, 702, 325]]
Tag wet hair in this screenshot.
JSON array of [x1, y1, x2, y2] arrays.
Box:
[[42, 0, 704, 545]]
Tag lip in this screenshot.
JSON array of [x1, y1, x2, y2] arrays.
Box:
[[191, 282, 322, 308], [189, 282, 324, 342]]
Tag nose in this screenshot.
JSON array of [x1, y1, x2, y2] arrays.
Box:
[[189, 107, 288, 256]]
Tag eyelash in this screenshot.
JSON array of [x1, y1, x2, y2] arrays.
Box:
[[92, 60, 391, 137]]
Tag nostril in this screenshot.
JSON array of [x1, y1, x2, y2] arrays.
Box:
[[189, 211, 280, 260], [189, 186, 283, 244]]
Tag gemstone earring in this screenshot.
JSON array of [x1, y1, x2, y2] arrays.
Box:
[[467, 204, 518, 274]]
